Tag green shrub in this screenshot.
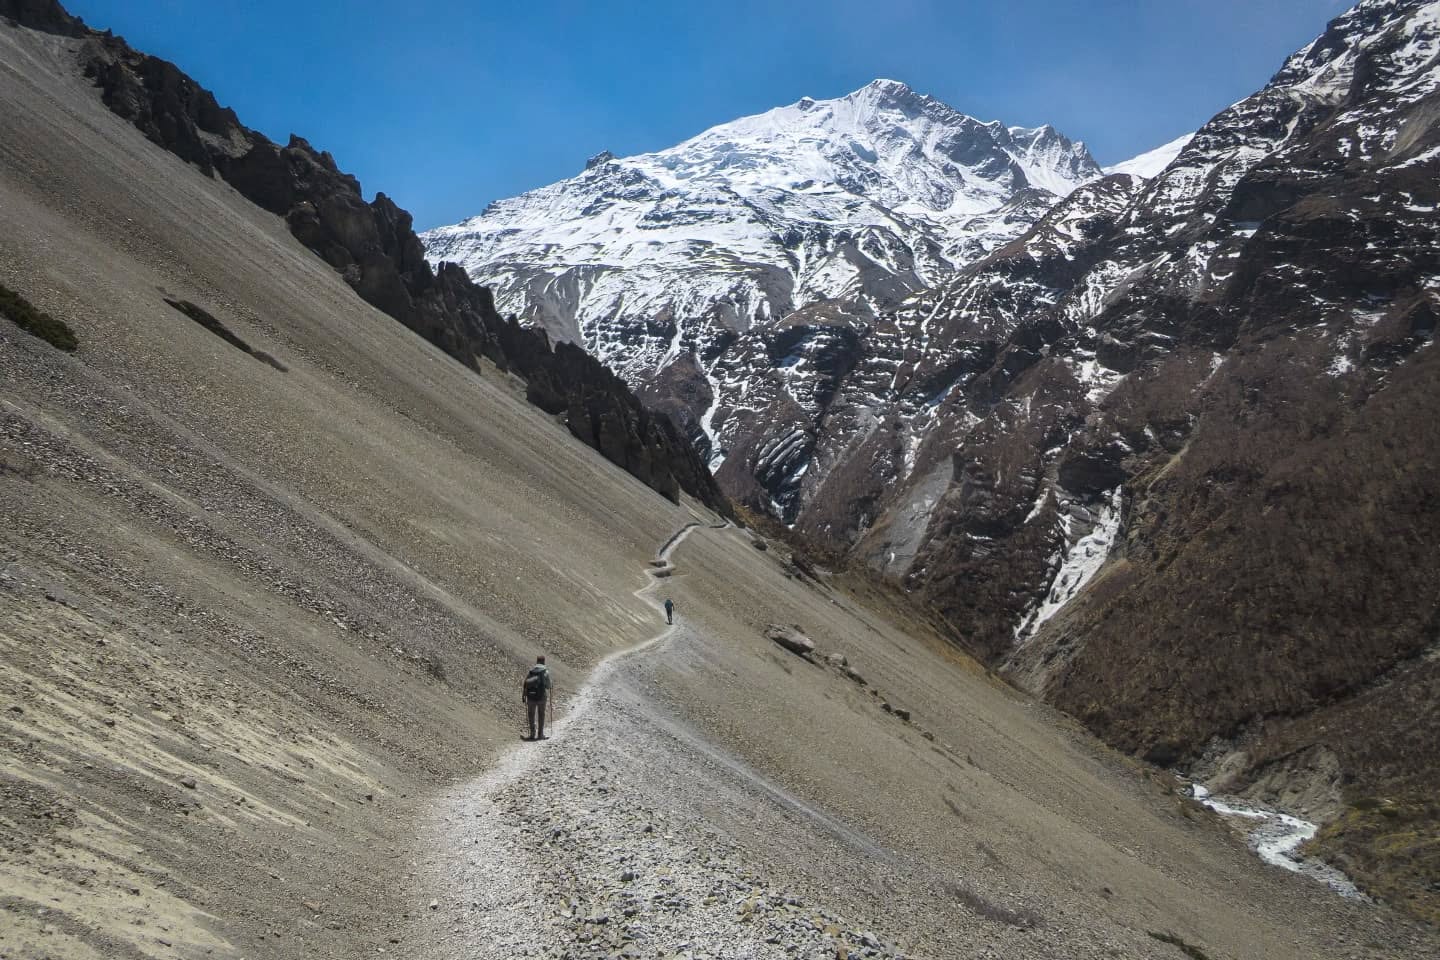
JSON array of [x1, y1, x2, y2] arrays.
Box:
[[0, 282, 78, 352]]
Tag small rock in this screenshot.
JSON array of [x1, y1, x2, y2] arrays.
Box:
[[428, 900, 439, 911], [179, 777, 197, 790]]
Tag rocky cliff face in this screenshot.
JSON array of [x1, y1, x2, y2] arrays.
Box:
[[0, 0, 81, 36], [3, 0, 725, 512]]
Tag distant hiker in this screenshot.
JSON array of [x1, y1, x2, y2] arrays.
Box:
[[664, 598, 675, 625], [522, 656, 552, 741]]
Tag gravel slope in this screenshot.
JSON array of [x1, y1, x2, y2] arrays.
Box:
[[1, 18, 1436, 960], [406, 529, 1437, 960]]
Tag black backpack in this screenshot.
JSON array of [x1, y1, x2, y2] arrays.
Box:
[[524, 666, 547, 701]]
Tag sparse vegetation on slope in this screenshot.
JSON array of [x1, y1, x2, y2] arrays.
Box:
[[0, 281, 77, 351], [945, 881, 1044, 930], [164, 297, 286, 371], [1311, 797, 1440, 923], [1148, 930, 1213, 960]]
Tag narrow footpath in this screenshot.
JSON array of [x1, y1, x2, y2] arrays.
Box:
[[405, 520, 912, 960]]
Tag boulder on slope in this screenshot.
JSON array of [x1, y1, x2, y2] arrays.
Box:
[[765, 624, 815, 658]]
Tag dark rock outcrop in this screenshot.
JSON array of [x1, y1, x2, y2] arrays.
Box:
[[7, 4, 726, 512], [0, 0, 83, 36]]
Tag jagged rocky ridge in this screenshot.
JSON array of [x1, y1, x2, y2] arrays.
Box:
[[436, 0, 1440, 915], [0, 0, 726, 512]]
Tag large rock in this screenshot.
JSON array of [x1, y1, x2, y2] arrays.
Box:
[[764, 625, 816, 658]]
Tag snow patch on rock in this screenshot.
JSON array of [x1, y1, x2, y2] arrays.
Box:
[[1014, 487, 1123, 643]]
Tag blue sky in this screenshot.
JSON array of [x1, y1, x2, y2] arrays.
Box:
[[65, 0, 1347, 230]]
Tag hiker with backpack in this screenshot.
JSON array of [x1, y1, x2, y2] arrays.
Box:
[[522, 656, 552, 740], [664, 598, 675, 625]]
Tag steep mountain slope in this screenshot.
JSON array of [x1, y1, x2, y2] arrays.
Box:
[[0, 0, 724, 512], [806, 0, 1439, 915], [8, 8, 1438, 960]]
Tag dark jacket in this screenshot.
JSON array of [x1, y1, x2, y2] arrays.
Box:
[[523, 664, 552, 702]]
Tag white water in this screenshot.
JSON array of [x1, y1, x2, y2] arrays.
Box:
[[1189, 785, 1363, 898]]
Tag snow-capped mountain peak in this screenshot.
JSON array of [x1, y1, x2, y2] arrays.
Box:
[[589, 79, 1098, 225], [422, 81, 1101, 363]]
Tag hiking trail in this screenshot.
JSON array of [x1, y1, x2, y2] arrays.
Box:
[[407, 519, 913, 960]]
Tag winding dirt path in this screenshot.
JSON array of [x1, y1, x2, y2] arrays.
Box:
[[553, 519, 716, 733], [423, 521, 715, 801], [407, 517, 917, 960]]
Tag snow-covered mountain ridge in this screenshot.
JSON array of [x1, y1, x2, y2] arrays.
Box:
[[421, 80, 1100, 360]]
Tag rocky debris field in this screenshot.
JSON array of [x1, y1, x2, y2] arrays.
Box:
[[410, 537, 911, 960], [421, 741, 908, 960], [404, 533, 1126, 960]]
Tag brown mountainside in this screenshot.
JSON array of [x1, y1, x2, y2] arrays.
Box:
[[0, 0, 726, 513]]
